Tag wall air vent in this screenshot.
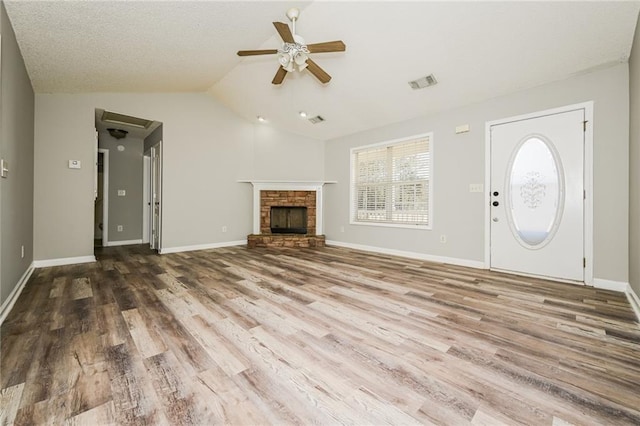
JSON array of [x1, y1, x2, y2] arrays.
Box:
[[308, 115, 325, 124], [409, 74, 438, 90]]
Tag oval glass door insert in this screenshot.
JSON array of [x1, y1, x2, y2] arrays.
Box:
[[506, 136, 564, 248]]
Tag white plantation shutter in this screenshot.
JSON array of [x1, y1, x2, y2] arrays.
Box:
[[352, 134, 431, 226]]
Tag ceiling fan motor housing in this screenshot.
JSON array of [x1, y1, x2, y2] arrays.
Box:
[[236, 9, 345, 85]]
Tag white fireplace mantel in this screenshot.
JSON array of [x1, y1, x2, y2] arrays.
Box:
[[238, 180, 336, 235]]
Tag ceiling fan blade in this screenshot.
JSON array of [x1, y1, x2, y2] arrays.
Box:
[[237, 49, 278, 56], [272, 66, 288, 85], [305, 59, 331, 84], [306, 41, 346, 54], [273, 22, 295, 43]]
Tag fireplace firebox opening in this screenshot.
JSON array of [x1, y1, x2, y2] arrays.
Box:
[[270, 206, 307, 234]]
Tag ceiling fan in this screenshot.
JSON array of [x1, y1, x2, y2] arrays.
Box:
[[237, 8, 346, 85]]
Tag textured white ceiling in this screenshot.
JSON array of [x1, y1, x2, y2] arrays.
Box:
[[5, 1, 640, 141], [4, 0, 311, 92]]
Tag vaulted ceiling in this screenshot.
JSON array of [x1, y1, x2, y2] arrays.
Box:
[[5, 1, 640, 141]]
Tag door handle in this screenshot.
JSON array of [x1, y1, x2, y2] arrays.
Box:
[[492, 201, 499, 207]]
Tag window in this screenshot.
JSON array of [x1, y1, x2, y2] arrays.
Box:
[[351, 134, 431, 228]]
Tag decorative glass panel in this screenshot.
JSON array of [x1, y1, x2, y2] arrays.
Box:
[[507, 137, 563, 247]]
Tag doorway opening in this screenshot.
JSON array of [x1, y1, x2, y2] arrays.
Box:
[[94, 150, 108, 247], [94, 108, 163, 252]]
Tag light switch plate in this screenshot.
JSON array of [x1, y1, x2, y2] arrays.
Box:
[[68, 160, 81, 169], [1, 159, 8, 178]]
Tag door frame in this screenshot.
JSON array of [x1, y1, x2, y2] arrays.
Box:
[[142, 154, 150, 244], [484, 101, 594, 285], [98, 149, 109, 247], [150, 141, 163, 252]]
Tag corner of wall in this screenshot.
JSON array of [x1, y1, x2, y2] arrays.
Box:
[[626, 284, 640, 323], [628, 11, 640, 302], [0, 262, 34, 326]]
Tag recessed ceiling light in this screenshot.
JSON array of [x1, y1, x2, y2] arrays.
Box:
[[298, 111, 307, 118], [257, 116, 266, 123]]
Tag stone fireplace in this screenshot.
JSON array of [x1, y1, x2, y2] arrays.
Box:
[[260, 190, 316, 235], [243, 181, 331, 248]]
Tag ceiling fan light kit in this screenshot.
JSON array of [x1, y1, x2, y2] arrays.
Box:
[[107, 128, 128, 140], [237, 8, 346, 85]]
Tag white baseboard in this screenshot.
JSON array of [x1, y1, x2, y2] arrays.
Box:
[[0, 263, 35, 326], [592, 278, 629, 292], [625, 284, 640, 323], [32, 255, 96, 268], [325, 240, 485, 269], [105, 239, 143, 247], [160, 240, 246, 254], [592, 278, 640, 323]]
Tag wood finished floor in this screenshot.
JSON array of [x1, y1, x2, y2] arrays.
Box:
[[1, 244, 639, 425]]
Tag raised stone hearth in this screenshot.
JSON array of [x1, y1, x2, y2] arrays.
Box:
[[247, 234, 325, 248], [242, 181, 332, 249]]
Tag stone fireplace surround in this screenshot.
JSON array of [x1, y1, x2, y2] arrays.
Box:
[[241, 181, 333, 248], [260, 191, 316, 235]]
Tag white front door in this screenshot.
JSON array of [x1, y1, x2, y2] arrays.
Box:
[[490, 109, 585, 282]]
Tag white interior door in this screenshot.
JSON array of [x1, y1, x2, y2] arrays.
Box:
[[142, 155, 150, 244], [490, 109, 584, 282], [150, 142, 162, 251]]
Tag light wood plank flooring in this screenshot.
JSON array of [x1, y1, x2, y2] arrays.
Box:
[[1, 244, 639, 425]]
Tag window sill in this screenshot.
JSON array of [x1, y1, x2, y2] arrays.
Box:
[[349, 221, 431, 230]]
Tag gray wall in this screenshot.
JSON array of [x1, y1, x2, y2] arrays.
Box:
[[98, 132, 144, 242], [630, 14, 640, 297], [1, 3, 4, 308], [0, 2, 34, 304], [325, 64, 629, 283], [144, 124, 162, 153], [34, 93, 325, 259]]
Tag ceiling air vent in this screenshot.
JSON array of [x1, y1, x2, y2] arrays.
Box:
[[308, 115, 325, 124], [409, 74, 438, 90], [102, 110, 153, 129]]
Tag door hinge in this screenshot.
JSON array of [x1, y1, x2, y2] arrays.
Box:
[[583, 257, 586, 268], [584, 190, 586, 200], [583, 120, 588, 132]]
